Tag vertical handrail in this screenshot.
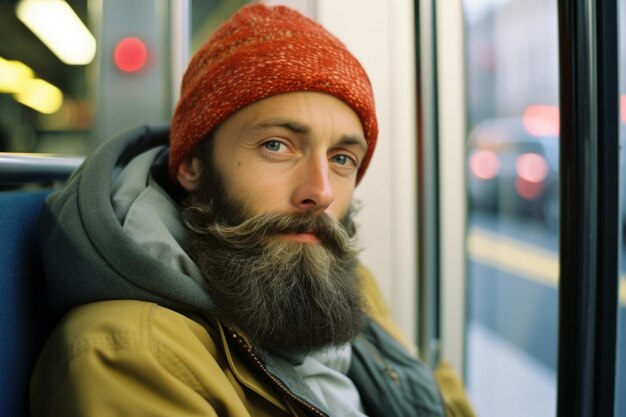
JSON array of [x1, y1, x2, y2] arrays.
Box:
[[416, 0, 441, 367], [557, 1, 620, 416]]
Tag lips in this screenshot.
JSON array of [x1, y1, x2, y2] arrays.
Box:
[[275, 231, 321, 243]]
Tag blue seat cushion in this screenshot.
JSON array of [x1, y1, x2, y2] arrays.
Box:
[[0, 190, 57, 417]]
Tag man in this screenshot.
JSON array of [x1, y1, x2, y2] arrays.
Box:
[[30, 4, 474, 416]]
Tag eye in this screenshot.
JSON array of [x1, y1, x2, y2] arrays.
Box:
[[331, 154, 356, 167], [262, 140, 286, 153]]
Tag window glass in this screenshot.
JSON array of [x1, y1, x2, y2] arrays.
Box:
[[463, 1, 559, 416]]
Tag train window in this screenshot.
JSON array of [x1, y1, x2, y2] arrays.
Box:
[[462, 1, 560, 416], [462, 1, 626, 415]]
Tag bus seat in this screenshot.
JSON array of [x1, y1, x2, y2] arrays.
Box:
[[0, 190, 57, 417]]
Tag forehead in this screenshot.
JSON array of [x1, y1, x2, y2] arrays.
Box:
[[216, 91, 366, 143]]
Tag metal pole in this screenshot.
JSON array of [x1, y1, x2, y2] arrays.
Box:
[[0, 153, 83, 184], [416, 0, 441, 367], [556, 0, 619, 416]]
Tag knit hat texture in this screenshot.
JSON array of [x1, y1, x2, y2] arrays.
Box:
[[169, 3, 378, 184]]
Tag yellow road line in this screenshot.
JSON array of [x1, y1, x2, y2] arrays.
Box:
[[467, 227, 626, 305]]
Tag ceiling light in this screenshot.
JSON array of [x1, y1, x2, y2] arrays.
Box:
[[16, 0, 96, 65], [0, 57, 34, 93], [14, 78, 64, 114]]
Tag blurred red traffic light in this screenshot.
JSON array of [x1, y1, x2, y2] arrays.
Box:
[[113, 37, 147, 73]]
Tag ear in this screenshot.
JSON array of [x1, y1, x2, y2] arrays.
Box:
[[177, 156, 202, 191]]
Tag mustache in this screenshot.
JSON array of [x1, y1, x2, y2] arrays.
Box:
[[183, 206, 358, 258]]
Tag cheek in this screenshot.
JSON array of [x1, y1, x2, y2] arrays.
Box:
[[328, 200, 351, 220], [327, 183, 355, 219], [228, 167, 288, 213]]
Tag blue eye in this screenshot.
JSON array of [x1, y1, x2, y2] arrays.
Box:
[[332, 154, 352, 166], [263, 140, 283, 152]]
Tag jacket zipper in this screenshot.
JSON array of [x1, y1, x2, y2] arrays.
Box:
[[227, 331, 329, 417]]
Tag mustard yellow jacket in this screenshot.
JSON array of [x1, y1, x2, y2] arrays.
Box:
[[30, 266, 475, 417]]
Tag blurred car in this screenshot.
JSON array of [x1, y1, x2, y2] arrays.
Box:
[[468, 111, 626, 236], [466, 115, 559, 230]]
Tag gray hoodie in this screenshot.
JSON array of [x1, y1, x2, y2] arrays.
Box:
[[39, 125, 212, 314]]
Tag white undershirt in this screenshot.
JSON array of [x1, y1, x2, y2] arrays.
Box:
[[295, 344, 369, 417]]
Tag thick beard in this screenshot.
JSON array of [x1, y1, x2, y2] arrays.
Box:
[[181, 160, 365, 354]]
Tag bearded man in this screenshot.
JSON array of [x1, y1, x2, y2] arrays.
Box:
[[30, 4, 475, 417]]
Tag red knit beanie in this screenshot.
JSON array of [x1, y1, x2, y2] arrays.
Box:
[[169, 3, 378, 184]]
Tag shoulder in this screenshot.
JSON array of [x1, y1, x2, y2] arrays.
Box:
[[41, 300, 222, 368], [31, 302, 253, 416]]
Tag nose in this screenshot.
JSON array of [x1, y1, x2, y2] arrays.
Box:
[[291, 155, 335, 214]]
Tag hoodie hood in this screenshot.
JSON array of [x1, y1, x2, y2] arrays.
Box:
[[39, 125, 214, 314]]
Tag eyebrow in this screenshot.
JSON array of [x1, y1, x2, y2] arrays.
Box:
[[251, 117, 368, 151]]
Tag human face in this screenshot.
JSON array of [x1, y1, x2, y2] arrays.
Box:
[[210, 92, 367, 237]]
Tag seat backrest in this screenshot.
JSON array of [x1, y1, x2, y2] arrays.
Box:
[[0, 152, 82, 417], [0, 190, 57, 417]]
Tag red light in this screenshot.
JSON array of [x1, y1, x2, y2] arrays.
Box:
[[113, 37, 148, 73], [515, 177, 545, 200], [516, 152, 549, 183], [523, 104, 560, 137], [469, 150, 500, 180]]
